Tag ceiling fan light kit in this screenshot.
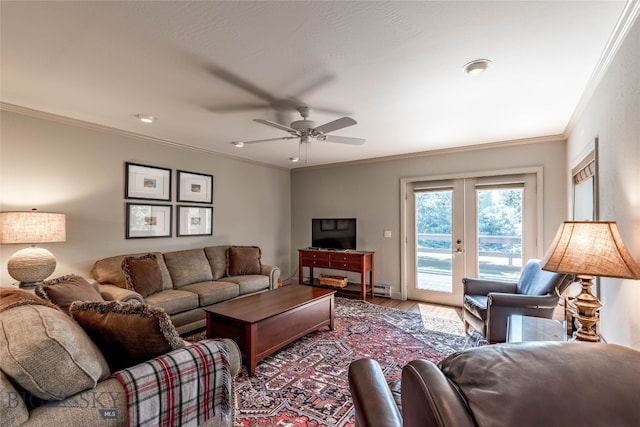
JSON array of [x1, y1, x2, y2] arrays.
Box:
[[462, 59, 492, 75], [136, 114, 156, 123]]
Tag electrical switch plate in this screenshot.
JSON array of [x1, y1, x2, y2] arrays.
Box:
[[383, 230, 392, 238]]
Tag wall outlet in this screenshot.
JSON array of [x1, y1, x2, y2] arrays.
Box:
[[383, 230, 392, 238]]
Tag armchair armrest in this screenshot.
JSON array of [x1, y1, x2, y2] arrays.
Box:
[[348, 358, 402, 427], [261, 264, 281, 290], [488, 292, 559, 309], [98, 284, 144, 304], [463, 278, 517, 296]]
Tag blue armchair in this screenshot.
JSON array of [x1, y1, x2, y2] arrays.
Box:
[[463, 259, 574, 343]]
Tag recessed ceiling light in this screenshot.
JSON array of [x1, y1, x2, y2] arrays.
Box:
[[289, 157, 300, 162], [462, 59, 491, 76], [136, 114, 156, 123], [232, 141, 245, 148]]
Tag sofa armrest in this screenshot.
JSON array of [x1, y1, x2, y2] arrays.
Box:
[[98, 284, 144, 304], [261, 264, 281, 290], [348, 358, 402, 427], [402, 360, 476, 427], [463, 278, 517, 296]]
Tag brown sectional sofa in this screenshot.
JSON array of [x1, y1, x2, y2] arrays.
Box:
[[91, 245, 280, 334]]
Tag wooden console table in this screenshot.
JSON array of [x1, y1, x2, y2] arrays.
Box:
[[298, 249, 375, 300]]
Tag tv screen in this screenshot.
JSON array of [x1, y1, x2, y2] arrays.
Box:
[[312, 218, 357, 250]]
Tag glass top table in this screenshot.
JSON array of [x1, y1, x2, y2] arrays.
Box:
[[507, 314, 567, 343]]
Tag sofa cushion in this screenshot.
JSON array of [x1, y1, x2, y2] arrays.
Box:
[[223, 275, 270, 295], [180, 281, 240, 306], [144, 288, 199, 315], [163, 249, 213, 288], [35, 274, 104, 313], [70, 301, 185, 371], [0, 370, 29, 427], [0, 290, 110, 400], [204, 245, 230, 280], [227, 245, 262, 276], [122, 254, 163, 297], [463, 295, 488, 320], [92, 252, 173, 290]]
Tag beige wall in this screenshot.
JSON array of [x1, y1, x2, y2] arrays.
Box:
[[0, 110, 292, 284], [567, 16, 640, 349], [291, 139, 568, 297]]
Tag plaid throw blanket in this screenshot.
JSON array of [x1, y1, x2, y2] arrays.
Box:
[[113, 339, 232, 427]]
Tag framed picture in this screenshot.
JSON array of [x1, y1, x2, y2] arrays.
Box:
[[125, 162, 171, 201], [177, 170, 213, 204], [177, 205, 212, 236], [126, 203, 172, 239]]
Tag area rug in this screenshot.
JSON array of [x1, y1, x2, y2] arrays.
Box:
[[185, 297, 485, 427]]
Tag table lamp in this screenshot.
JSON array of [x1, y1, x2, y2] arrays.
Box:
[[0, 210, 66, 287], [541, 221, 640, 342]]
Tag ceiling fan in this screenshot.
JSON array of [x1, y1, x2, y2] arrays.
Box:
[[209, 66, 351, 123], [232, 106, 365, 148]]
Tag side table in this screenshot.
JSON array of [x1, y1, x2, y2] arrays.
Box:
[[507, 314, 567, 343]]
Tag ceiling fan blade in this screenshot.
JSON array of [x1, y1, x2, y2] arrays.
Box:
[[207, 103, 271, 113], [254, 119, 298, 134], [210, 67, 276, 103], [291, 73, 334, 98], [240, 136, 298, 145], [313, 117, 357, 135], [318, 135, 365, 145], [308, 105, 353, 116]]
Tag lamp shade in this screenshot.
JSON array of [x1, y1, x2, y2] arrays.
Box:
[[541, 221, 640, 279], [0, 211, 66, 244]]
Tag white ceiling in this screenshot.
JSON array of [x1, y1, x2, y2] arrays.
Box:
[[0, 1, 631, 169]]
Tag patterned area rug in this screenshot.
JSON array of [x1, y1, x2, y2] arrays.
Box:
[[185, 297, 485, 427]]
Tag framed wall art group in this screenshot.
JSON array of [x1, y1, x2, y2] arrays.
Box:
[[124, 162, 213, 239]]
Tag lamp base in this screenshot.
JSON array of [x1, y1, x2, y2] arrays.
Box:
[[7, 247, 56, 286], [572, 275, 603, 342]]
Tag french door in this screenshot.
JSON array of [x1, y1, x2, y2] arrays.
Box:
[[404, 173, 537, 306]]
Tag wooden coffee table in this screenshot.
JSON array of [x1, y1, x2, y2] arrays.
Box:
[[204, 285, 335, 375]]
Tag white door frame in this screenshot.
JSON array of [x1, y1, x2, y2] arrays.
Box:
[[399, 167, 544, 302]]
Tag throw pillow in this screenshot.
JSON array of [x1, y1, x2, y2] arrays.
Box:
[[227, 245, 262, 276], [69, 301, 185, 371], [35, 274, 104, 313], [121, 254, 163, 298], [0, 300, 110, 401], [0, 287, 59, 313]]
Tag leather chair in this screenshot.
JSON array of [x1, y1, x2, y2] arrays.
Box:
[[348, 342, 640, 427], [463, 259, 574, 343]]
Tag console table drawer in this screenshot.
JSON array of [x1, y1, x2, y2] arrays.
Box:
[[329, 253, 362, 264], [329, 260, 361, 272], [301, 251, 330, 267]]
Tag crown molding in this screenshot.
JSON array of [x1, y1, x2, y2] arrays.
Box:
[[291, 134, 566, 172], [565, 0, 640, 136], [0, 102, 288, 171]]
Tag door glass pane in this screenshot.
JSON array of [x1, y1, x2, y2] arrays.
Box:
[[476, 187, 523, 281], [415, 190, 453, 293]]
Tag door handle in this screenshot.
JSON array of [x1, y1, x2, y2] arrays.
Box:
[[453, 247, 463, 254]]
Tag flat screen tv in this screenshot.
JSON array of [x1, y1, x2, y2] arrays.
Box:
[[311, 218, 357, 250]]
